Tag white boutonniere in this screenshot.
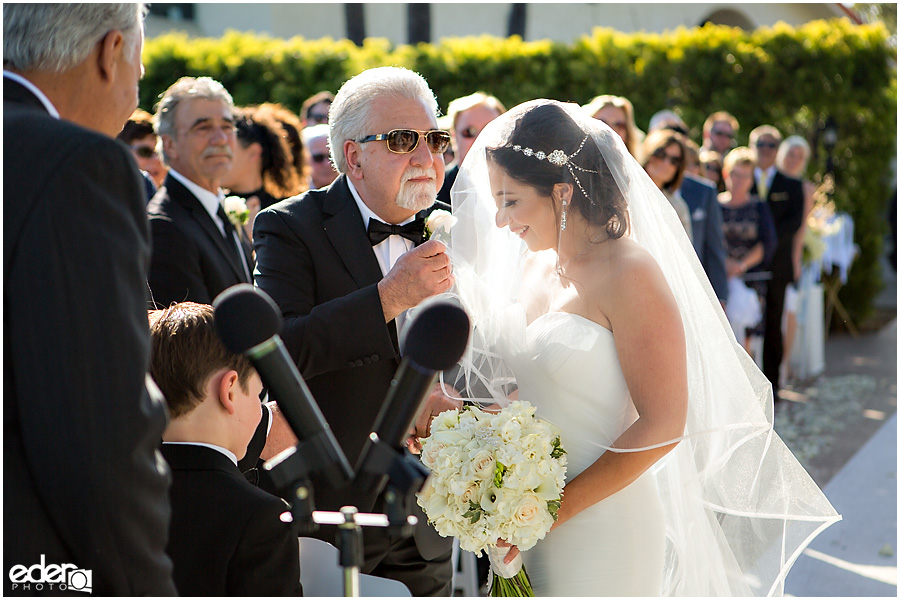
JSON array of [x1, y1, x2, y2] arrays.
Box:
[[424, 209, 457, 242], [223, 196, 249, 232]]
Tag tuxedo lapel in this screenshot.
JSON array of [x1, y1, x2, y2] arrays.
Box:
[[166, 176, 249, 283], [321, 177, 384, 290]]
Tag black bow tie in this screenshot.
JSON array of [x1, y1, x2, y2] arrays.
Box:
[[367, 217, 425, 246]]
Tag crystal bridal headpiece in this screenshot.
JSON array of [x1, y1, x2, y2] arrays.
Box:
[[512, 135, 599, 230]]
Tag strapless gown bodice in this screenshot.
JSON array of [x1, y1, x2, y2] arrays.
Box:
[[503, 310, 665, 596]]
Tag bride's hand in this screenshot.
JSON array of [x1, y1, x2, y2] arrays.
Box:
[[496, 538, 520, 564]]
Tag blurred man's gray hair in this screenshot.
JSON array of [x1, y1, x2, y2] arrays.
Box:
[[154, 76, 234, 162], [328, 67, 439, 174], [3, 4, 145, 73]]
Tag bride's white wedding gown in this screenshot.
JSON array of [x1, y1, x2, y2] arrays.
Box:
[[507, 311, 666, 596]]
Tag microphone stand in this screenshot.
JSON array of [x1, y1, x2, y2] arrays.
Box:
[[264, 434, 429, 597]]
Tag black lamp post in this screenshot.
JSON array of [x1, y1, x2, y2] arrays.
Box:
[[822, 116, 838, 176]]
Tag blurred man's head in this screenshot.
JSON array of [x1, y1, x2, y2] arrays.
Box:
[[446, 92, 506, 165], [301, 124, 338, 189]]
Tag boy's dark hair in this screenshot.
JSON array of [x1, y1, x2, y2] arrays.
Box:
[[149, 302, 255, 418]]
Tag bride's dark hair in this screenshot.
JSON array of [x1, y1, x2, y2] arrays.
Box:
[[486, 103, 629, 239]]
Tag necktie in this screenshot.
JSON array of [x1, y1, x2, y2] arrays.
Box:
[[216, 204, 247, 274], [757, 174, 769, 199], [367, 217, 425, 246]]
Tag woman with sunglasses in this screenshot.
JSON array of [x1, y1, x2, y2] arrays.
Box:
[[639, 129, 693, 241], [582, 94, 645, 157]]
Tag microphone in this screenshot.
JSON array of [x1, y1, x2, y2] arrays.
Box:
[[213, 284, 354, 489], [354, 302, 470, 496]]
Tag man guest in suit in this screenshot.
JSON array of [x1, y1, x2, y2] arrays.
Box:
[[3, 4, 176, 595], [253, 66, 460, 596], [750, 125, 805, 397], [149, 303, 302, 596], [147, 76, 253, 308]]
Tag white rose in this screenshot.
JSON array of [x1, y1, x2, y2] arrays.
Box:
[[425, 209, 457, 237], [431, 428, 470, 447], [420, 440, 446, 470], [430, 409, 459, 433], [470, 449, 496, 479], [499, 418, 522, 443], [511, 494, 554, 533], [223, 195, 248, 215]]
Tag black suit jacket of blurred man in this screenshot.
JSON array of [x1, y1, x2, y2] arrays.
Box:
[[3, 76, 176, 596]]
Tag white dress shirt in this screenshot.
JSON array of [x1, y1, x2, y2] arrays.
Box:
[[347, 179, 416, 276], [162, 441, 239, 466]]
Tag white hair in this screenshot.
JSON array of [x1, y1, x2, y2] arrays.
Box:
[[301, 123, 330, 145], [3, 4, 144, 73], [328, 66, 439, 174], [154, 76, 234, 164], [776, 135, 811, 173]]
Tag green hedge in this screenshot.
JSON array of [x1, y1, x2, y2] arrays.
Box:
[[141, 20, 896, 324]]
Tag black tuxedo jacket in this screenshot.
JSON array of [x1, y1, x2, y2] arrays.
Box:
[[680, 173, 729, 302], [161, 444, 301, 596], [3, 77, 175, 595], [751, 171, 805, 283], [147, 174, 253, 307], [253, 175, 452, 560]]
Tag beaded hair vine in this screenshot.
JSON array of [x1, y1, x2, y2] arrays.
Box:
[[511, 135, 599, 206]]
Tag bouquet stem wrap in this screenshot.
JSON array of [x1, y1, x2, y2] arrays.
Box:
[[488, 546, 533, 596]]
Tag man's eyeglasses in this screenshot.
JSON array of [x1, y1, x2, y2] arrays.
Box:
[[132, 146, 158, 159], [711, 129, 734, 139], [310, 153, 329, 164], [652, 148, 683, 167], [308, 112, 329, 125], [358, 129, 451, 154], [755, 141, 778, 149]]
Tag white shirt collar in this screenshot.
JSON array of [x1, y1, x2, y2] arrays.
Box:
[[162, 441, 239, 466], [755, 165, 776, 180], [168, 169, 225, 225], [3, 71, 60, 119]]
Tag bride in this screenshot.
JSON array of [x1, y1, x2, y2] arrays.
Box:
[[428, 100, 839, 596]]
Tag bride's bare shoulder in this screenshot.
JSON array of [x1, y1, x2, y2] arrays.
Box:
[[588, 238, 674, 310]]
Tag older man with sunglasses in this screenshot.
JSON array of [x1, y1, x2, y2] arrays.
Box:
[[253, 66, 459, 596]]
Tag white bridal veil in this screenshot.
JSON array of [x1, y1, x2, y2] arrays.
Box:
[[418, 99, 839, 596]]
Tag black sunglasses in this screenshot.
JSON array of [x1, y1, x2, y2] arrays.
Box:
[[310, 153, 329, 163], [755, 141, 778, 149], [132, 146, 158, 159], [308, 112, 329, 124], [652, 148, 683, 167], [358, 129, 451, 154], [711, 129, 734, 139]]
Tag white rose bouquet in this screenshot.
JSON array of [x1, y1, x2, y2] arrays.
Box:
[[417, 401, 567, 596]]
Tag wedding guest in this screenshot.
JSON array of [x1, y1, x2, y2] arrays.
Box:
[[683, 137, 701, 177], [300, 89, 333, 128], [749, 125, 805, 396], [301, 123, 338, 190], [118, 108, 167, 196], [4, 4, 175, 594], [222, 106, 303, 239], [437, 91, 506, 205], [253, 66, 460, 596], [149, 303, 302, 596], [639, 129, 693, 241], [699, 148, 725, 193], [719, 147, 777, 352], [776, 135, 816, 385], [255, 101, 308, 182], [147, 76, 254, 308], [701, 111, 739, 155], [650, 113, 729, 305], [583, 94, 644, 157]]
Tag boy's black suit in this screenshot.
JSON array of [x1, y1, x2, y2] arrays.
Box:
[[161, 444, 301, 596]]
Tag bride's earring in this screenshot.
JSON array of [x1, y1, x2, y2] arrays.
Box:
[[560, 199, 568, 231]]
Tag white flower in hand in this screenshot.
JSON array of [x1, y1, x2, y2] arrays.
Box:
[[425, 209, 457, 242]]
